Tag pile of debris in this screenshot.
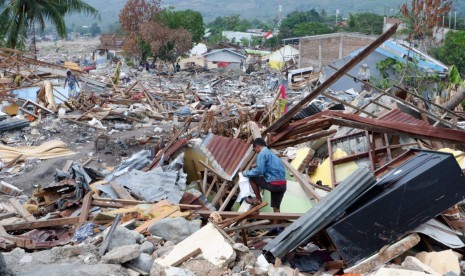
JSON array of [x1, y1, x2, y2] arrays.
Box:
[[1, 24, 465, 276]]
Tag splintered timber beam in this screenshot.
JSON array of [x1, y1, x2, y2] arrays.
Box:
[[264, 23, 399, 135], [195, 210, 302, 220], [3, 217, 79, 231], [344, 233, 421, 274]]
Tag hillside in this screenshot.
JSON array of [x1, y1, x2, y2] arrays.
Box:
[[74, 0, 464, 30]]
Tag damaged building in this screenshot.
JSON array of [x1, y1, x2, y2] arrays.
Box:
[[0, 23, 465, 276]]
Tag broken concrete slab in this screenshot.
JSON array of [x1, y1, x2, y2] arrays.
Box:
[[164, 266, 195, 276], [14, 263, 130, 276], [180, 258, 228, 275], [372, 267, 432, 276], [155, 223, 235, 268], [140, 241, 155, 255], [102, 244, 140, 264], [127, 252, 153, 273], [0, 253, 14, 276], [402, 256, 440, 276], [148, 217, 201, 244], [415, 250, 461, 275], [232, 252, 256, 273], [105, 226, 143, 251]]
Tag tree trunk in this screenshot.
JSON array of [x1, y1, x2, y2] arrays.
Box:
[[442, 86, 465, 111], [32, 22, 37, 60]]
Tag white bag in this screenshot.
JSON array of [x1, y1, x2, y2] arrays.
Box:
[[236, 172, 254, 202]]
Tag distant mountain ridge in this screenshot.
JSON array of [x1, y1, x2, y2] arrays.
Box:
[[80, 0, 404, 27], [79, 0, 463, 30]]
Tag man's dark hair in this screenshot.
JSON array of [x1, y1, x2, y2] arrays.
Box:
[[253, 138, 267, 148], [66, 71, 71, 76]]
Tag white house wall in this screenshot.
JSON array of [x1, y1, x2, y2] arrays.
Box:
[[205, 51, 245, 63]]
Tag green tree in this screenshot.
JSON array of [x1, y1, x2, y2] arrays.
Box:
[[90, 22, 101, 37], [430, 30, 465, 76], [119, 0, 162, 60], [139, 21, 192, 70], [208, 14, 241, 33], [293, 22, 335, 36], [251, 35, 263, 47], [347, 13, 384, 35], [239, 37, 250, 46], [278, 9, 324, 39], [234, 19, 251, 32], [0, 0, 99, 50], [156, 8, 205, 43]]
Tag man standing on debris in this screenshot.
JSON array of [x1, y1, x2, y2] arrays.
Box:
[[63, 70, 80, 99], [243, 138, 287, 214]]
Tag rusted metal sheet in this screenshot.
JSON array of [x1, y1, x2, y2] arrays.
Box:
[[152, 137, 190, 168], [19, 228, 72, 249], [199, 133, 252, 181], [164, 137, 190, 159], [284, 110, 465, 145], [3, 217, 79, 231], [264, 24, 399, 135], [378, 109, 430, 126]]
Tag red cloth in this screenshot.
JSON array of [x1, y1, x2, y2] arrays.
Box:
[[270, 180, 286, 186], [218, 62, 230, 68], [279, 84, 287, 113]]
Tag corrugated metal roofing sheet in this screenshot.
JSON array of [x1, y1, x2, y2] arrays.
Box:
[[292, 103, 321, 120], [378, 109, 430, 126], [200, 134, 252, 181], [263, 167, 376, 258], [349, 40, 448, 74], [284, 110, 465, 144]]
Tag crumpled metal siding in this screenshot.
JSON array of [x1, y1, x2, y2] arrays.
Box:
[[378, 109, 430, 126], [200, 133, 252, 181], [263, 167, 376, 258], [0, 118, 30, 133], [292, 103, 321, 121]]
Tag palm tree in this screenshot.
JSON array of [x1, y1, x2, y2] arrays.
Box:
[[0, 0, 100, 55]]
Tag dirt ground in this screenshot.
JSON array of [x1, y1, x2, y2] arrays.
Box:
[[0, 36, 171, 195], [1, 116, 162, 195], [36, 37, 101, 62]]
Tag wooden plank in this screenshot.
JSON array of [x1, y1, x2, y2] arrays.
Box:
[[195, 210, 302, 220], [110, 182, 135, 200], [278, 156, 321, 201], [0, 224, 7, 236], [171, 248, 201, 267], [99, 214, 122, 256], [264, 24, 399, 135], [3, 217, 79, 231], [205, 175, 218, 198], [91, 201, 125, 209], [62, 160, 73, 172], [135, 208, 178, 233], [344, 233, 421, 274], [0, 212, 16, 220], [8, 198, 35, 222], [78, 191, 95, 225], [219, 182, 239, 211], [93, 197, 151, 205], [218, 201, 268, 228], [225, 220, 270, 232], [199, 159, 223, 180], [211, 181, 228, 208], [145, 118, 192, 170], [201, 159, 209, 194]]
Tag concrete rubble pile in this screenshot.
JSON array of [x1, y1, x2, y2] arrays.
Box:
[[1, 25, 465, 276]]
